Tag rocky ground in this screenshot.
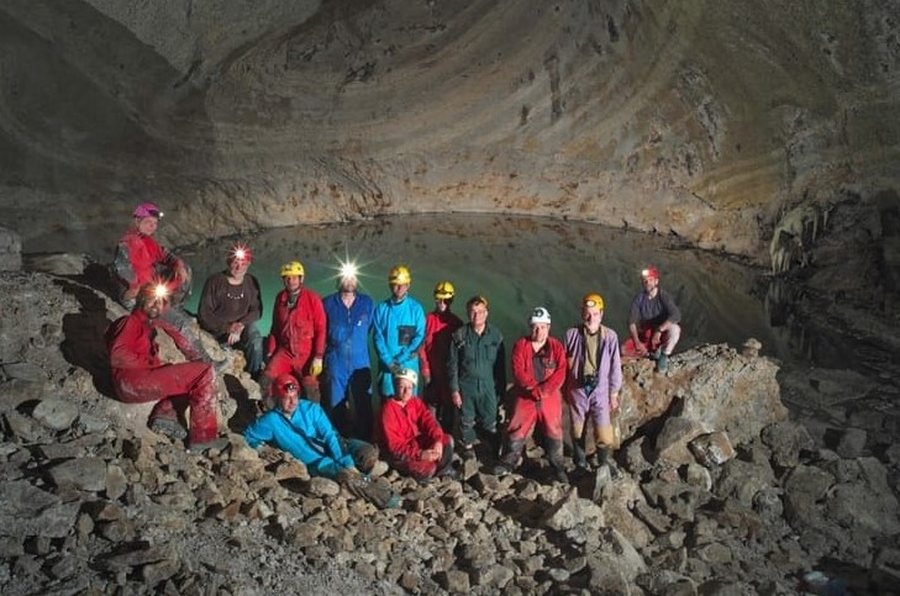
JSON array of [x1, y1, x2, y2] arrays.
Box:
[[1, 264, 899, 595]]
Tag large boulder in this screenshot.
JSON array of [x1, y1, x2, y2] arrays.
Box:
[[619, 343, 787, 447]]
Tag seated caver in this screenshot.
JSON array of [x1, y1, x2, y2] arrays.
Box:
[[244, 373, 379, 479], [378, 368, 458, 482], [621, 265, 682, 372], [106, 282, 226, 452], [112, 202, 213, 361], [198, 244, 264, 379]]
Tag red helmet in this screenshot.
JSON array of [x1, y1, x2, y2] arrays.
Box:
[[274, 374, 300, 397], [641, 266, 660, 280]]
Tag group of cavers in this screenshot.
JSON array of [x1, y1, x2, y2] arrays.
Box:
[[106, 202, 683, 504]]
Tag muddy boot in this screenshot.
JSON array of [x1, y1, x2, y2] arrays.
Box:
[[149, 417, 187, 441], [493, 439, 524, 476], [546, 439, 568, 484], [596, 446, 621, 479], [572, 435, 589, 473]]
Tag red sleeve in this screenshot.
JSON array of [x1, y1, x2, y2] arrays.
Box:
[[511, 338, 537, 394], [380, 402, 421, 461], [107, 316, 150, 370], [413, 398, 444, 446], [311, 292, 326, 359], [538, 339, 567, 395], [266, 292, 282, 356], [419, 315, 436, 378]]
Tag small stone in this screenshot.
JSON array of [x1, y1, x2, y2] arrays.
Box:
[[835, 428, 867, 458], [307, 477, 340, 497], [462, 456, 479, 481], [142, 557, 181, 585], [49, 457, 107, 492], [105, 464, 128, 500], [436, 570, 470, 593], [684, 462, 712, 490], [689, 432, 736, 468], [741, 338, 762, 358], [0, 537, 24, 558], [541, 487, 605, 531], [77, 414, 109, 433], [49, 553, 80, 580], [697, 542, 733, 564], [32, 398, 80, 431], [656, 417, 708, 465], [1, 362, 47, 383], [399, 571, 418, 591], [4, 411, 38, 442], [547, 568, 570, 582], [274, 460, 309, 481]]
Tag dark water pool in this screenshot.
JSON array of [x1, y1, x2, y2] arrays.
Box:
[[180, 214, 795, 361]]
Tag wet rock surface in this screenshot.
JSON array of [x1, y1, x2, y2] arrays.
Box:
[[0, 271, 898, 594]]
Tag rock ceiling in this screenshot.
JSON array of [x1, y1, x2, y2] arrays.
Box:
[[1, 0, 898, 258]]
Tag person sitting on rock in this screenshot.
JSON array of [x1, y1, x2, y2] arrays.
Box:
[[564, 293, 622, 474], [244, 373, 381, 480], [621, 265, 681, 372], [495, 307, 568, 484], [418, 280, 463, 431], [106, 282, 227, 452], [198, 244, 264, 380], [263, 261, 326, 405], [112, 203, 213, 358], [379, 368, 458, 482]]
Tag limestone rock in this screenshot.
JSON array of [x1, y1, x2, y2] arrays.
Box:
[[48, 457, 108, 492], [619, 344, 786, 447], [689, 432, 736, 468], [31, 397, 79, 431], [586, 528, 647, 592], [760, 421, 814, 469], [436, 570, 470, 593], [783, 464, 835, 525], [656, 417, 709, 465], [541, 487, 605, 532], [307, 477, 341, 497], [835, 427, 867, 458]]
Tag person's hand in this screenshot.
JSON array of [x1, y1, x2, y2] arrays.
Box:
[[226, 332, 241, 346], [651, 330, 662, 348], [431, 441, 444, 460], [310, 357, 323, 377], [422, 373, 431, 387], [176, 261, 191, 283], [420, 449, 439, 462], [635, 341, 649, 357], [610, 391, 620, 412], [451, 391, 463, 409], [389, 362, 402, 375]]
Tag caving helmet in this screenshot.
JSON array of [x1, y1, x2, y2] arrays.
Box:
[[280, 261, 305, 277], [434, 281, 455, 300], [388, 265, 412, 286], [582, 293, 605, 310]]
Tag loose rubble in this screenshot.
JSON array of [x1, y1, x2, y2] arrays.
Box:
[[1, 269, 898, 594]]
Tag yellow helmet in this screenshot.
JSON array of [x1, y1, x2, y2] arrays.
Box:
[[434, 281, 455, 300], [582, 293, 605, 310], [280, 261, 305, 277], [388, 265, 412, 286]]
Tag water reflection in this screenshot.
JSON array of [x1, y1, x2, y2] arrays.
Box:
[[182, 214, 794, 362]]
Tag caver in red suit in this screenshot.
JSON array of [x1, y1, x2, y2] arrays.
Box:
[[496, 307, 568, 482], [379, 368, 455, 481], [106, 287, 218, 447], [264, 270, 327, 403]]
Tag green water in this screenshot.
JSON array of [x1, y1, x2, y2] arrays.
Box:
[[182, 214, 791, 360]]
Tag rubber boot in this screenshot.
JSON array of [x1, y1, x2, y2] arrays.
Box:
[[596, 445, 621, 479], [545, 438, 569, 484], [494, 439, 524, 475], [572, 434, 589, 472]]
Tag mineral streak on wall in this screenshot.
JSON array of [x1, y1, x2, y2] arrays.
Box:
[[1, 0, 898, 260]]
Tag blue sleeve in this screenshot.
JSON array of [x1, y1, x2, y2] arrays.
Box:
[[243, 414, 275, 449], [312, 403, 349, 464], [372, 302, 394, 367]]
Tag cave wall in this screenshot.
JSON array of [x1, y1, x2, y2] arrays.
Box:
[[1, 0, 899, 259]]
